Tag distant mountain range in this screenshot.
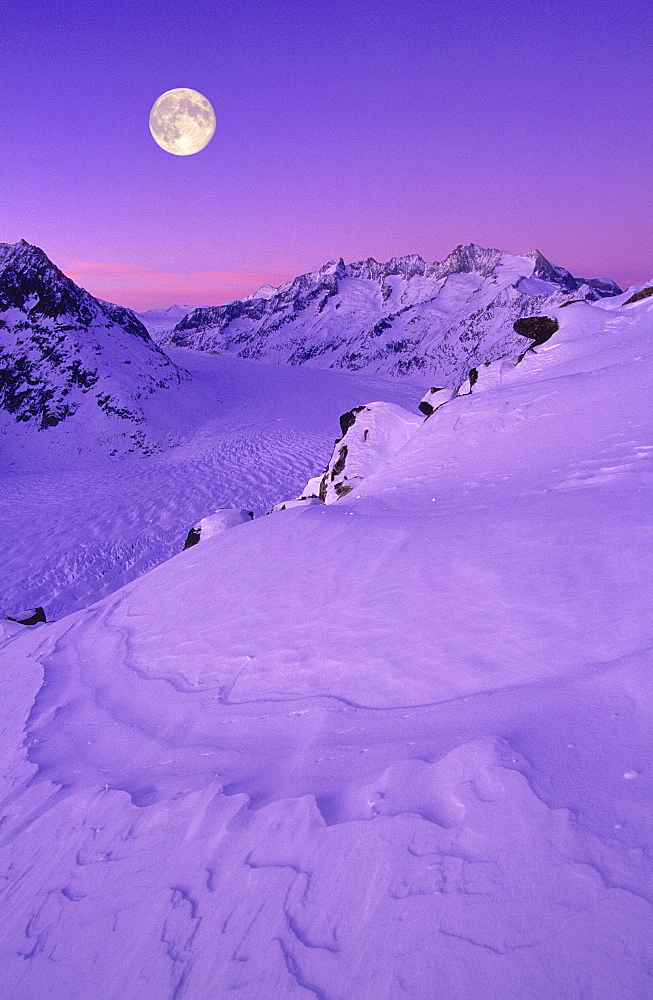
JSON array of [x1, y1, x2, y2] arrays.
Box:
[[163, 244, 621, 383], [0, 240, 623, 464], [135, 304, 193, 339], [0, 240, 188, 462]]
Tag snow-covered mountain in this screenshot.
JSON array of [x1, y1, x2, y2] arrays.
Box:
[[135, 303, 192, 338], [0, 240, 188, 464], [0, 278, 651, 999], [166, 244, 621, 381]]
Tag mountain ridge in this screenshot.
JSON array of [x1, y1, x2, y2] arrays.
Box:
[[166, 243, 621, 381], [0, 240, 188, 462]]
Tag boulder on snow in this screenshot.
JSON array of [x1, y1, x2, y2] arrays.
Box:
[[302, 402, 422, 504], [418, 386, 455, 417], [4, 606, 46, 626], [183, 508, 253, 550], [339, 406, 366, 436], [183, 527, 202, 550], [513, 315, 559, 346], [470, 360, 507, 393]]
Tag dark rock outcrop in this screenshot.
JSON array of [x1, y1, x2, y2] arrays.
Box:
[[339, 406, 366, 436], [302, 402, 423, 503], [183, 527, 201, 550], [5, 606, 46, 626], [513, 316, 559, 346], [624, 285, 653, 305], [331, 445, 349, 480], [418, 387, 455, 416], [182, 509, 254, 550]]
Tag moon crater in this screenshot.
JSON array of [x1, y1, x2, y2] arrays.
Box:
[[149, 88, 216, 156]]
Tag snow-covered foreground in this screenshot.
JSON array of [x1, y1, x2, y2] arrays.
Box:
[[0, 348, 423, 620], [0, 294, 652, 999]]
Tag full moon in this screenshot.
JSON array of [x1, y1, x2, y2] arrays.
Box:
[[149, 88, 216, 156]]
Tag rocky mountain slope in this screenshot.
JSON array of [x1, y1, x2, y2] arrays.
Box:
[[165, 244, 621, 381], [0, 241, 188, 463]]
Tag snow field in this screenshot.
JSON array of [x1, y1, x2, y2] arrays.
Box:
[[0, 350, 424, 620], [0, 292, 652, 997]]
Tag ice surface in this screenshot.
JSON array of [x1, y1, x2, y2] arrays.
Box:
[[0, 293, 652, 998]]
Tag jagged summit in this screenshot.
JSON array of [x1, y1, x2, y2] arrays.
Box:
[[0, 240, 187, 461], [166, 243, 621, 381], [0, 239, 150, 336]]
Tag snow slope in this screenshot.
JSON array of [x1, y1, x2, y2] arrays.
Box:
[[166, 244, 621, 380], [0, 286, 651, 998], [0, 241, 188, 464]]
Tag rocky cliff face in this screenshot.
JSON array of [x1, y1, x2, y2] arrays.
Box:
[[165, 244, 620, 383], [0, 241, 188, 458]]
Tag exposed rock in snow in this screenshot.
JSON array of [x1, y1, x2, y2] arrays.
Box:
[[0, 240, 189, 462], [166, 243, 620, 382], [455, 314, 562, 397], [623, 283, 653, 305], [183, 508, 253, 548], [513, 314, 560, 346], [3, 605, 46, 625], [183, 526, 202, 549], [309, 402, 423, 503], [457, 369, 477, 395], [418, 386, 455, 416], [464, 359, 505, 393]]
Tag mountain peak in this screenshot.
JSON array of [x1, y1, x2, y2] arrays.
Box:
[[0, 238, 53, 271], [0, 240, 185, 449], [434, 243, 505, 279], [318, 257, 346, 276]]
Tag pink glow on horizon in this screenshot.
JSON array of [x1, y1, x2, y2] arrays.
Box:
[[62, 254, 651, 313], [62, 260, 295, 311]]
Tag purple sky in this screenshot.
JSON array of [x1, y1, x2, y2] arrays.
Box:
[[2, 0, 652, 309]]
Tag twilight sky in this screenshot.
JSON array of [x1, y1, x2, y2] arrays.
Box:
[[2, 0, 651, 309]]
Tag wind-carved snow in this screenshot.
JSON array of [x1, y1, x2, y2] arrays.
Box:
[[0, 282, 652, 998]]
